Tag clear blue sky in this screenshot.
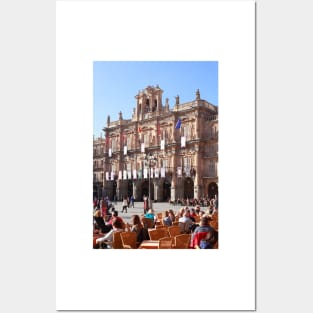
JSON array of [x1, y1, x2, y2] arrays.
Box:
[[93, 61, 218, 137]]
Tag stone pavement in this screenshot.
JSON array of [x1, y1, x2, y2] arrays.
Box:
[[108, 201, 207, 224], [109, 201, 181, 224]]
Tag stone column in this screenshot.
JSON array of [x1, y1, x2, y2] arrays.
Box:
[[193, 144, 201, 199], [171, 176, 177, 202], [116, 180, 121, 201], [154, 180, 161, 202], [132, 181, 137, 199]]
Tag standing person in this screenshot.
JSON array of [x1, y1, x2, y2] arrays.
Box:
[[121, 196, 128, 213], [130, 195, 135, 208], [143, 194, 148, 214]]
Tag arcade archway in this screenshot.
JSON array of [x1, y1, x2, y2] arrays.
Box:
[[208, 182, 218, 197]]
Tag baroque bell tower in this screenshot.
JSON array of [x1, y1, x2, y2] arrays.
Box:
[[134, 85, 164, 120]]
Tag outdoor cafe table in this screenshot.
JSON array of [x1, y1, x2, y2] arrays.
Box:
[[138, 240, 159, 249]]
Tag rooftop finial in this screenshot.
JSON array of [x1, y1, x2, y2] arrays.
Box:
[[196, 89, 200, 100]]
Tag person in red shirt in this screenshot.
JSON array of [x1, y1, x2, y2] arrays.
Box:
[[108, 210, 125, 228]]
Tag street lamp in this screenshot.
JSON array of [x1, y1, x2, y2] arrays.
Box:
[[144, 152, 157, 210]]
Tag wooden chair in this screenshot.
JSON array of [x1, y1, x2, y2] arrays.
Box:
[[168, 226, 181, 237], [141, 217, 155, 229], [112, 231, 124, 249], [179, 222, 187, 233], [174, 234, 191, 249], [156, 212, 163, 221], [120, 231, 137, 249], [194, 215, 201, 223], [172, 221, 179, 226], [148, 228, 170, 240], [158, 237, 173, 249], [155, 225, 168, 230], [210, 220, 218, 230], [124, 222, 132, 232]]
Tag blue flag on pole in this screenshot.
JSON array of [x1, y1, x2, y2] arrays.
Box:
[[175, 119, 182, 129]]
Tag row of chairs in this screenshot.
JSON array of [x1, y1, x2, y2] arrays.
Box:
[[108, 229, 192, 249]]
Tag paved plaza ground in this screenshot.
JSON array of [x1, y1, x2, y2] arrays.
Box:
[[106, 201, 207, 224]]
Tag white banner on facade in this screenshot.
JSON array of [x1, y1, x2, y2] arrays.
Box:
[[133, 169, 137, 180], [118, 170, 122, 180], [127, 170, 132, 179], [109, 148, 112, 157], [177, 166, 182, 177], [110, 171, 114, 181], [105, 171, 109, 181], [124, 145, 127, 155], [154, 168, 159, 178], [141, 143, 145, 153], [123, 170, 127, 180], [161, 139, 165, 150], [185, 167, 191, 177], [161, 167, 165, 178], [143, 168, 148, 179], [181, 136, 186, 147]]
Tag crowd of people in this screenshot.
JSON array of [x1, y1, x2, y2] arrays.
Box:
[[93, 195, 218, 249]]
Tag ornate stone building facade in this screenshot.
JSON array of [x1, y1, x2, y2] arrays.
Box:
[[93, 85, 218, 202]]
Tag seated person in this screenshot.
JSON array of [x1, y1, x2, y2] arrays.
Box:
[[178, 209, 194, 233], [107, 210, 124, 227], [191, 216, 215, 248], [163, 210, 172, 226], [168, 209, 176, 223], [144, 209, 157, 223], [95, 219, 124, 248], [94, 209, 112, 234], [131, 215, 149, 244], [199, 229, 218, 249], [189, 208, 197, 222]]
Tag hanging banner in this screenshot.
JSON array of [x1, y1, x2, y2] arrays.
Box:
[[150, 168, 154, 178], [123, 170, 127, 180], [185, 167, 191, 177], [127, 170, 132, 179], [105, 172, 109, 181], [138, 169, 142, 179], [109, 148, 112, 157], [133, 169, 137, 180], [161, 139, 165, 150], [141, 143, 145, 153], [118, 170, 122, 180], [154, 168, 159, 178], [143, 168, 148, 179], [124, 146, 127, 155], [177, 167, 182, 177], [110, 171, 114, 181], [181, 136, 186, 147], [161, 167, 166, 178]]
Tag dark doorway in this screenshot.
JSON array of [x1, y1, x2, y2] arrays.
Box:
[[112, 181, 117, 200], [163, 179, 171, 201], [141, 180, 149, 201], [127, 180, 133, 197], [184, 178, 194, 199], [208, 182, 218, 197]]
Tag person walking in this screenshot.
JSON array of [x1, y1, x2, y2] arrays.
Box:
[[121, 196, 128, 213]]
